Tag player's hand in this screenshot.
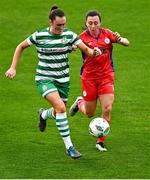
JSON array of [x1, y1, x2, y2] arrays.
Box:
[[114, 32, 121, 42], [5, 68, 16, 79], [72, 44, 77, 52], [114, 32, 129, 46], [93, 47, 102, 56]]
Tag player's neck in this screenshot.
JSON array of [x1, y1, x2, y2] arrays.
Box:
[[89, 29, 100, 38]]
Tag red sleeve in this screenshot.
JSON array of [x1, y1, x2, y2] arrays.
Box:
[[105, 29, 117, 43], [79, 31, 86, 44]]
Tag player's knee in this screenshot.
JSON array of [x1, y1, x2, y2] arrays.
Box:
[[55, 104, 66, 113]]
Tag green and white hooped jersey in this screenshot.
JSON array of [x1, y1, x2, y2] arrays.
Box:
[[27, 27, 81, 83]]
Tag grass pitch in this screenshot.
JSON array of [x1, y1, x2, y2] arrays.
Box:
[[0, 0, 150, 178]]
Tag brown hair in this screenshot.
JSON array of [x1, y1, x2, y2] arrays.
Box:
[[86, 10, 101, 22]]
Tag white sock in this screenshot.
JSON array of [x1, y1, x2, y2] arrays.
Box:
[[62, 136, 73, 150], [41, 108, 55, 120]]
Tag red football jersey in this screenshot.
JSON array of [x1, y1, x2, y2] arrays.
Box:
[[79, 28, 117, 80]]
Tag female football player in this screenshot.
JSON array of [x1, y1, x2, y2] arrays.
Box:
[[5, 6, 100, 159], [70, 10, 129, 152]]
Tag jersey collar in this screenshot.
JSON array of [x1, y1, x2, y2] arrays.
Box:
[[86, 28, 101, 40]]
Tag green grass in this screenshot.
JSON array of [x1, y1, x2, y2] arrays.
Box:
[[0, 0, 150, 178]]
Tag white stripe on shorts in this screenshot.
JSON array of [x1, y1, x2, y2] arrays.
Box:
[[42, 88, 57, 97]]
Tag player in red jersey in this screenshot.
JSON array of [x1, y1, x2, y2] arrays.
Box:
[[70, 10, 129, 152]]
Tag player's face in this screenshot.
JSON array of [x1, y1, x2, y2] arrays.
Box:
[[86, 16, 101, 34], [50, 16, 66, 35]]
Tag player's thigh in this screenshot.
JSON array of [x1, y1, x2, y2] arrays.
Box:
[[54, 81, 70, 103], [46, 91, 66, 112], [36, 80, 66, 112], [36, 80, 57, 97], [98, 82, 114, 108]]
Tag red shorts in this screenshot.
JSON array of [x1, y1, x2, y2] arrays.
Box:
[[81, 73, 114, 101]]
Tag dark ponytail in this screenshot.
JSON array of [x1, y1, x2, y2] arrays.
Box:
[[51, 5, 59, 12]]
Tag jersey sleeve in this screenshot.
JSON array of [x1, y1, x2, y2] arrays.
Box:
[[79, 32, 88, 46], [105, 29, 117, 43], [26, 31, 37, 45], [71, 32, 82, 45]]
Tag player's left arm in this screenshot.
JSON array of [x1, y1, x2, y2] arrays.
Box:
[[114, 32, 130, 46]]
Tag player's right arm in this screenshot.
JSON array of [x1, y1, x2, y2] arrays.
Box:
[[5, 39, 30, 79], [77, 41, 101, 57]]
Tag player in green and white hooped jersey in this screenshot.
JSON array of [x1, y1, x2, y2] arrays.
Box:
[[5, 5, 101, 159]]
